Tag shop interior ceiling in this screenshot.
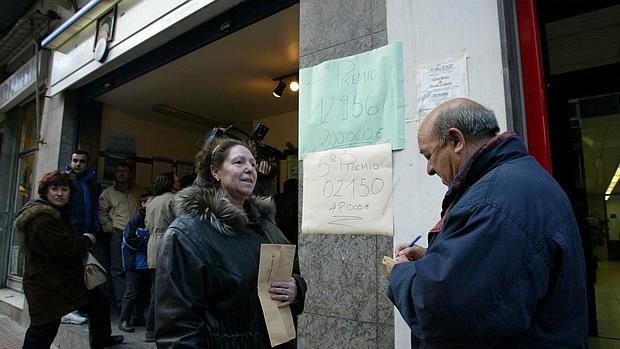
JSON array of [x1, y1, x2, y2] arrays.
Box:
[[96, 4, 299, 133]]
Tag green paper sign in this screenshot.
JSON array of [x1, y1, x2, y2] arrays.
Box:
[[299, 42, 405, 157]]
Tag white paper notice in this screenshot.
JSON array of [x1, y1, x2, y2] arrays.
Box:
[[302, 143, 393, 236], [417, 54, 469, 118]]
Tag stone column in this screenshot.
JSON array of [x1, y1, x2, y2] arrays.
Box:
[[297, 1, 394, 348], [33, 90, 79, 182]]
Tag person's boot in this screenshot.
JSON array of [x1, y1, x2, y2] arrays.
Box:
[[91, 335, 124, 348], [118, 321, 135, 333], [143, 330, 155, 342]]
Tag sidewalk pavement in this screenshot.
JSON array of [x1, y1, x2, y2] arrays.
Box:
[[0, 312, 156, 349], [0, 314, 27, 349]]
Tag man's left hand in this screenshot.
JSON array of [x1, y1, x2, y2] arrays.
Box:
[[383, 255, 410, 281]]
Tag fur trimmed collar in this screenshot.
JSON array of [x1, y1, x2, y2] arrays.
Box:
[[174, 186, 276, 236], [14, 201, 60, 232]]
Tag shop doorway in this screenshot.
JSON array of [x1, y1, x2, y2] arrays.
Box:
[[538, 2, 620, 342], [77, 2, 300, 240]]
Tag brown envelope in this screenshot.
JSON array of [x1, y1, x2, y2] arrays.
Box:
[[257, 244, 297, 347]]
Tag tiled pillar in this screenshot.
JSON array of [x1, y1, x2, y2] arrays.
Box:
[[33, 92, 72, 187], [297, 1, 394, 348], [33, 90, 99, 180]]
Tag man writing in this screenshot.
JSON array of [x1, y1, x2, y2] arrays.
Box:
[[99, 162, 142, 314], [385, 98, 587, 348]]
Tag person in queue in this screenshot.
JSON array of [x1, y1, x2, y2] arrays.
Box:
[[118, 192, 154, 334], [142, 172, 177, 342], [155, 137, 307, 348], [99, 162, 142, 313], [61, 150, 100, 325], [15, 170, 123, 349], [384, 98, 587, 348]]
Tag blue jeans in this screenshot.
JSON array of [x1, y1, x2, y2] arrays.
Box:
[[120, 269, 150, 323], [146, 269, 156, 332]]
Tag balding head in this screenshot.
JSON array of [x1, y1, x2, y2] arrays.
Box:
[[425, 98, 499, 146], [417, 98, 500, 186]]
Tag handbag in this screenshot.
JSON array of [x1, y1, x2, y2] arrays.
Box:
[[84, 252, 107, 290]]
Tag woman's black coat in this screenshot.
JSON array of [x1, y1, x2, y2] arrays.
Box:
[[155, 186, 306, 348]]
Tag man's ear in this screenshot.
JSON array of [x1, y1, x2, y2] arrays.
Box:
[[447, 128, 466, 154]]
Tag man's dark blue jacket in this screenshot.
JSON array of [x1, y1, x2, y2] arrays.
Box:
[[389, 134, 587, 348], [66, 168, 100, 235]]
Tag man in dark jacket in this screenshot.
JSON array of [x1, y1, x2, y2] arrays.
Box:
[[384, 98, 587, 348], [67, 150, 101, 238], [62, 150, 101, 325]]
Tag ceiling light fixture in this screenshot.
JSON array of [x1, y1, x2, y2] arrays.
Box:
[[605, 163, 620, 201], [272, 71, 299, 98], [289, 80, 299, 92], [272, 80, 286, 98]]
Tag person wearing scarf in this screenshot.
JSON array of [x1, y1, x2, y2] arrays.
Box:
[[385, 98, 587, 348]]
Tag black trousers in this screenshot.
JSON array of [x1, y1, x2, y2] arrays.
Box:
[[110, 230, 126, 312], [22, 318, 61, 349], [120, 269, 150, 323], [22, 287, 112, 349]]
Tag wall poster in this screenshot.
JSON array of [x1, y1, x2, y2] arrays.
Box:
[[302, 143, 393, 236], [299, 42, 405, 156], [416, 53, 469, 119]]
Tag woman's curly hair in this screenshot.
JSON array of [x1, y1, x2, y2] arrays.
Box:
[[37, 170, 74, 199]]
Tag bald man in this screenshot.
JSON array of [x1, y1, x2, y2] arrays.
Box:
[[385, 98, 587, 348]]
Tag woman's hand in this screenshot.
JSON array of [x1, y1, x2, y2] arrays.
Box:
[[269, 278, 297, 308]]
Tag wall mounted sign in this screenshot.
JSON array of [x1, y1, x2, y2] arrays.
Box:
[[416, 52, 469, 119], [301, 143, 393, 236], [94, 5, 117, 62], [299, 42, 405, 156]]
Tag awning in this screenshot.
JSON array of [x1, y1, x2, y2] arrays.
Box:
[[41, 0, 120, 51]]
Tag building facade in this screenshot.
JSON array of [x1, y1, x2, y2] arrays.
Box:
[[1, 0, 618, 347]]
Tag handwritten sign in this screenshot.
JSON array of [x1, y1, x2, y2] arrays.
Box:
[[299, 42, 405, 156], [302, 143, 393, 236], [417, 53, 469, 118]]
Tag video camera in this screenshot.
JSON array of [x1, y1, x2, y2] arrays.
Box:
[[205, 124, 286, 190]]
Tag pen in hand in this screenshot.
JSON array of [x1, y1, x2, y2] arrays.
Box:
[[407, 235, 422, 248], [395, 235, 423, 260]]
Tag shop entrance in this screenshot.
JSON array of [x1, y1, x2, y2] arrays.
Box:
[[77, 2, 300, 242], [538, 2, 620, 341]]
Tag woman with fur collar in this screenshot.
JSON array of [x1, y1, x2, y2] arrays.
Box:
[[15, 170, 123, 349], [155, 138, 306, 348]]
